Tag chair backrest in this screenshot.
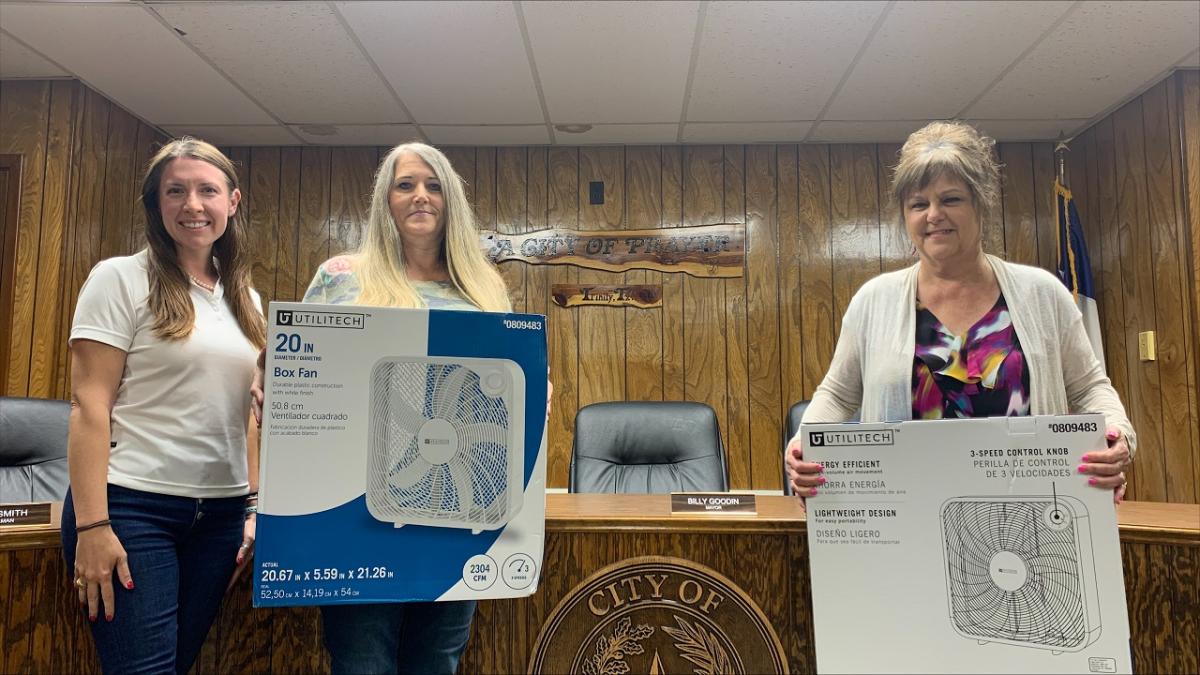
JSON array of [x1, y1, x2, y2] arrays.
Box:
[[782, 400, 860, 496], [569, 401, 729, 494], [0, 396, 71, 502], [782, 401, 810, 496]]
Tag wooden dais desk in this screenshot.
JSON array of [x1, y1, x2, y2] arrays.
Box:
[[1, 496, 1196, 673]]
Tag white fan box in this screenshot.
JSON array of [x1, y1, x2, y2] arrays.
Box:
[[802, 415, 1131, 673], [255, 302, 547, 608]]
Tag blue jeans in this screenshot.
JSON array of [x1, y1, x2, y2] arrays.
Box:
[[62, 484, 245, 675], [321, 600, 477, 675]]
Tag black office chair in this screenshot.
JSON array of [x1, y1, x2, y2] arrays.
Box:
[[0, 396, 71, 502], [569, 401, 729, 493], [782, 400, 859, 496]]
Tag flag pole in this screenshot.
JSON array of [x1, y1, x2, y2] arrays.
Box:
[[1054, 132, 1070, 187]]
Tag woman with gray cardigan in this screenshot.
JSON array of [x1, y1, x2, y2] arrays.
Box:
[[785, 121, 1134, 504]]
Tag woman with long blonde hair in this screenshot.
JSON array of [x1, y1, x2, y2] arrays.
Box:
[[63, 137, 265, 673], [300, 141, 507, 674]]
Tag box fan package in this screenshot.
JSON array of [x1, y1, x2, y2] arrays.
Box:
[[802, 415, 1131, 674], [255, 302, 547, 607]]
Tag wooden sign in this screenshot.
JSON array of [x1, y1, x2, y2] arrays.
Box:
[[480, 223, 744, 278], [551, 284, 662, 309]]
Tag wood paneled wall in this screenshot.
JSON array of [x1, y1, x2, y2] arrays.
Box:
[[1, 74, 1197, 500], [1063, 72, 1200, 504], [0, 80, 163, 404]]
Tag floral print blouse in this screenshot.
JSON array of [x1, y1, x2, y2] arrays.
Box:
[[302, 256, 480, 311], [912, 295, 1031, 419]]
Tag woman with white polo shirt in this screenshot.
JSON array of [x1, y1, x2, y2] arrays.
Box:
[[62, 137, 266, 674]]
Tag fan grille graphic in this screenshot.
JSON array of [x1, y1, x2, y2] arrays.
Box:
[[366, 358, 524, 530], [941, 497, 1099, 651]]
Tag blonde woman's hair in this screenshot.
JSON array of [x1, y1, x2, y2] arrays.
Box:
[[140, 137, 266, 349], [890, 121, 1002, 225], [353, 142, 511, 312]]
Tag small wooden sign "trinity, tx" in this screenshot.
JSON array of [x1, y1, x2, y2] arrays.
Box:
[[551, 284, 663, 309]]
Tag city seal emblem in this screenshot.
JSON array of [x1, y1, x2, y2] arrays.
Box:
[[528, 556, 788, 674]]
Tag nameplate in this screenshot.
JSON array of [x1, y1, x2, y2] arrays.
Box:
[[670, 493, 757, 515], [0, 502, 52, 526]]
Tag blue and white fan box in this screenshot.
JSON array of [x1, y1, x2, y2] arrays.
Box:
[[255, 302, 547, 607]]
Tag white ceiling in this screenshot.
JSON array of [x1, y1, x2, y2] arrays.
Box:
[[1, 0, 1197, 146]]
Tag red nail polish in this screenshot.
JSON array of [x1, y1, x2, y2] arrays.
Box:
[[1077, 465, 1088, 473], [1088, 478, 1097, 486], [89, 615, 96, 622], [1106, 430, 1118, 440], [236, 555, 243, 565], [126, 581, 134, 590], [1081, 454, 1091, 462], [105, 614, 113, 622], [818, 476, 827, 485], [810, 488, 819, 496]]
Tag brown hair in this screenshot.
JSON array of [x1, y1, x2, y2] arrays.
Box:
[[890, 121, 1002, 225], [140, 137, 266, 349]]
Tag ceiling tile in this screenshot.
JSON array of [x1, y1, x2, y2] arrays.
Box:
[[825, 1, 1073, 120], [0, 32, 69, 79], [424, 125, 551, 146], [524, 1, 698, 123], [558, 124, 679, 144], [807, 120, 925, 143], [337, 1, 544, 125], [681, 122, 813, 143], [966, 119, 1091, 142], [287, 124, 422, 146], [153, 1, 405, 125], [162, 125, 302, 146], [0, 3, 273, 125], [688, 1, 886, 122], [965, 1, 1200, 119]]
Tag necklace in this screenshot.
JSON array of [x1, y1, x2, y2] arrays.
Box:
[[188, 274, 216, 292]]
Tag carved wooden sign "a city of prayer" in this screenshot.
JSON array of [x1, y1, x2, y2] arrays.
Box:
[[480, 223, 745, 278]]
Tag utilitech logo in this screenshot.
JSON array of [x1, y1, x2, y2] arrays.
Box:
[[276, 310, 365, 329], [809, 429, 895, 447]]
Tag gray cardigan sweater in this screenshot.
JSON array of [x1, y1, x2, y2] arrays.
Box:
[[799, 255, 1136, 454]]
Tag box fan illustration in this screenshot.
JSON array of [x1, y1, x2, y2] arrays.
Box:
[[366, 357, 525, 532], [940, 495, 1101, 653]]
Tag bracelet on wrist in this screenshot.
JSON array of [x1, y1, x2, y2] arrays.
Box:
[[76, 518, 112, 534], [244, 504, 258, 514]]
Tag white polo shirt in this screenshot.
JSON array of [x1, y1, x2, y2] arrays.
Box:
[[70, 250, 260, 498]]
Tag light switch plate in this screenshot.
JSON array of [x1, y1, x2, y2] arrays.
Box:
[[1138, 331, 1156, 361]]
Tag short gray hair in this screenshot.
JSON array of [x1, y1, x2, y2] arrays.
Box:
[[890, 121, 1001, 225]]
